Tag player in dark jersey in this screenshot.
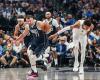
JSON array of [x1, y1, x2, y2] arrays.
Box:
[[14, 15, 51, 78], [14, 16, 35, 49]]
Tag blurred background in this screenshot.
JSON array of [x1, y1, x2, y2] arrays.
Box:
[[0, 0, 100, 68]]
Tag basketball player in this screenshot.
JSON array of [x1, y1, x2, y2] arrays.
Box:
[[49, 19, 94, 74], [14, 15, 51, 77], [43, 12, 60, 68], [14, 16, 36, 48]]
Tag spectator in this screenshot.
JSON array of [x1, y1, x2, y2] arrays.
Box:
[[0, 38, 3, 57], [61, 14, 76, 27], [20, 47, 30, 67], [0, 50, 17, 68], [86, 49, 95, 67], [55, 36, 67, 67], [1, 40, 17, 68], [94, 30, 100, 44], [95, 45, 100, 54], [13, 41, 29, 67], [9, 12, 17, 29]]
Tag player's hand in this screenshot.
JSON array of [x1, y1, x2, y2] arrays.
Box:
[[48, 33, 58, 40], [52, 35, 58, 42]]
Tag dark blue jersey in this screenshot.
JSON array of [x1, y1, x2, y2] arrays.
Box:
[[28, 21, 47, 55]]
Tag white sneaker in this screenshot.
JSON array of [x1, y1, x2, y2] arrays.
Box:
[[79, 67, 84, 74], [73, 62, 79, 72], [73, 67, 78, 72], [27, 70, 32, 75]]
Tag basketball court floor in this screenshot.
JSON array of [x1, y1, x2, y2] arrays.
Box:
[[0, 67, 100, 80]]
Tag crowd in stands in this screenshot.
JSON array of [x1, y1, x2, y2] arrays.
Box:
[[0, 0, 100, 68]]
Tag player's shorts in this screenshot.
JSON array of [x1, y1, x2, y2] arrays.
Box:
[[26, 35, 47, 56], [24, 36, 32, 48]]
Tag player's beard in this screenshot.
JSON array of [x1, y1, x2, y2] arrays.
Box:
[[47, 17, 50, 19]]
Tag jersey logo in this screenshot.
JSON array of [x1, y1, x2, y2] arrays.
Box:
[[30, 29, 39, 37]]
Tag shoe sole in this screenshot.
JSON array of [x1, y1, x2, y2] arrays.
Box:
[[79, 72, 84, 74], [41, 65, 47, 71], [26, 76, 37, 80], [73, 68, 78, 72]]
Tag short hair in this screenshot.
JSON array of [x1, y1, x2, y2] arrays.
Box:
[[84, 20, 92, 26], [45, 12, 52, 15], [24, 15, 34, 21], [26, 15, 34, 19], [17, 15, 25, 19]]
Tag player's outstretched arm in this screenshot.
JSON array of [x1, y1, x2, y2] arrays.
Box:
[[16, 24, 29, 42], [14, 24, 20, 39], [49, 20, 80, 40]]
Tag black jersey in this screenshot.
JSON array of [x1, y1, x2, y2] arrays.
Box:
[[29, 21, 46, 44], [27, 21, 47, 55]]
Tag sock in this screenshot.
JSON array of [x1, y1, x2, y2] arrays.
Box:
[[80, 40, 87, 68], [54, 59, 58, 65], [80, 46, 86, 67], [31, 55, 37, 73], [27, 48, 37, 73], [73, 46, 79, 67]]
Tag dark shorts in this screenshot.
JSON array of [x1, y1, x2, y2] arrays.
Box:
[[25, 35, 46, 56], [24, 36, 32, 48], [29, 41, 46, 57]]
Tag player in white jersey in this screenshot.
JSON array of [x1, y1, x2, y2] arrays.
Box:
[[43, 12, 60, 68], [49, 19, 94, 74]]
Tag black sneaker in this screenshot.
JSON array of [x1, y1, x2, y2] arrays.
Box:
[[36, 60, 47, 71], [40, 64, 47, 71], [4, 64, 9, 68]]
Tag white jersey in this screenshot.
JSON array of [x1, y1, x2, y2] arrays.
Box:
[[56, 19, 88, 47], [73, 20, 87, 41], [43, 18, 59, 28]]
